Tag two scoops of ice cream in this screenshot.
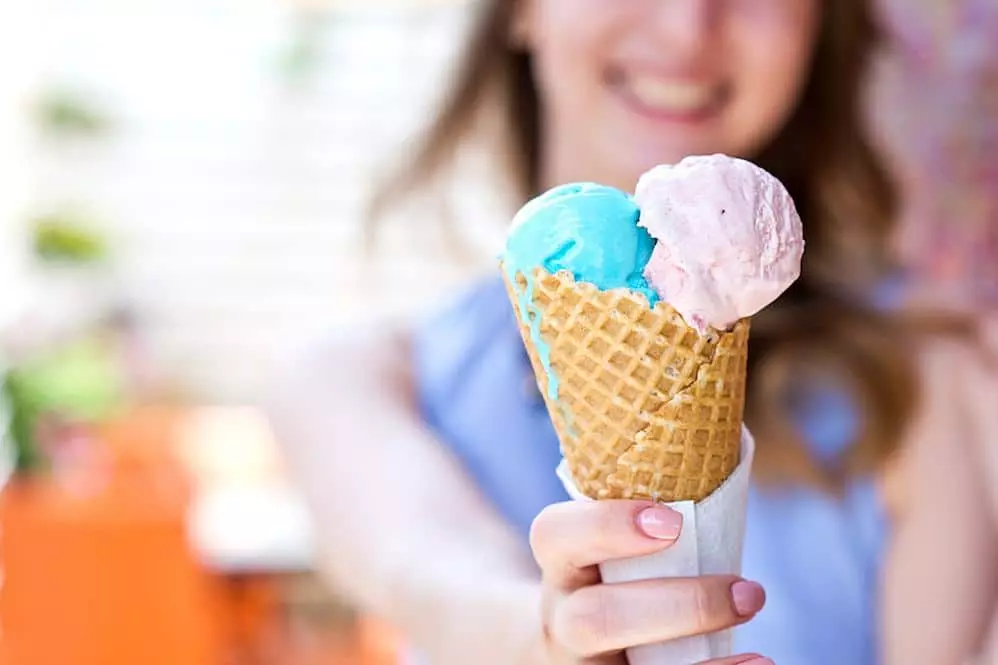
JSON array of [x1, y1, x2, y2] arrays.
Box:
[[500, 154, 804, 503]]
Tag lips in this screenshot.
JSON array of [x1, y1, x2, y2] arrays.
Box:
[[628, 77, 715, 112], [606, 67, 727, 121]]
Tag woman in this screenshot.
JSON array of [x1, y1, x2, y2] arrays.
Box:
[[270, 1, 996, 664]]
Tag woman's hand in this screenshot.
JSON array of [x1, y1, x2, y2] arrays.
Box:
[[531, 500, 771, 665]]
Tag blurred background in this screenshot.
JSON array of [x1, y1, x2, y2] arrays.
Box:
[[0, 1, 994, 664]]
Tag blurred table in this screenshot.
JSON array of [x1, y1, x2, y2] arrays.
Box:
[[1, 474, 224, 665], [176, 405, 317, 575], [2, 404, 399, 665], [189, 483, 315, 573], [173, 405, 406, 665]]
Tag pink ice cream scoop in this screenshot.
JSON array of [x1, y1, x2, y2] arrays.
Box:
[[635, 154, 804, 333]]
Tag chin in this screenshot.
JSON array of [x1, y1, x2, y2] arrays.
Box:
[[615, 142, 710, 182]]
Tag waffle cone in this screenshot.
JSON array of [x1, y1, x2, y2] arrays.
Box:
[[503, 267, 749, 502]]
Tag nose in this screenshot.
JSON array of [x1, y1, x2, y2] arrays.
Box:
[[649, 0, 717, 54]]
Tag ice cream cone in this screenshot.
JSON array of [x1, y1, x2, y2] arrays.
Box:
[[503, 267, 749, 502]]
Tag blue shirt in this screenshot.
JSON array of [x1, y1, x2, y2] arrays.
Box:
[[413, 277, 887, 665]]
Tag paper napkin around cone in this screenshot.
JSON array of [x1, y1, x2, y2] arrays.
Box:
[[556, 427, 756, 665]]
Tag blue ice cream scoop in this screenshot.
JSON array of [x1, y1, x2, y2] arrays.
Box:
[[501, 183, 658, 398], [502, 183, 658, 301]]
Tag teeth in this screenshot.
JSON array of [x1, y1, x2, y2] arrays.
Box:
[[627, 77, 713, 112]]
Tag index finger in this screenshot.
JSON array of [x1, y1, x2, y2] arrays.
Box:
[[530, 500, 683, 589]]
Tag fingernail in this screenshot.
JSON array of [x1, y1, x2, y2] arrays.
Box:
[[730, 657, 770, 665], [635, 506, 682, 540], [731, 580, 766, 616]]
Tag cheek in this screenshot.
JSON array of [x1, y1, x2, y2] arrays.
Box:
[[528, 1, 622, 119], [741, 42, 810, 113], [728, 3, 820, 144]]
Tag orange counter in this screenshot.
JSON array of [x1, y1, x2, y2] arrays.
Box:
[[1, 478, 223, 665]]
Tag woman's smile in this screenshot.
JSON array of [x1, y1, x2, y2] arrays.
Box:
[[605, 66, 729, 126]]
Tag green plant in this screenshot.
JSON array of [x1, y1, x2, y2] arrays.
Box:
[[2, 336, 125, 474], [34, 87, 111, 138], [31, 211, 110, 265], [2, 368, 46, 473], [276, 13, 328, 86]]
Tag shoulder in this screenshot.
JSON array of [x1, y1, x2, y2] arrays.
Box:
[[883, 329, 998, 521], [913, 331, 997, 428]]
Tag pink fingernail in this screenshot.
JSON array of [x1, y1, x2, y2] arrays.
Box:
[[731, 580, 766, 616], [636, 506, 682, 540], [740, 659, 774, 665]]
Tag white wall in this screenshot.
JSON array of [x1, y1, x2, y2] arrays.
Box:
[[0, 4, 41, 331], [17, 1, 505, 400]]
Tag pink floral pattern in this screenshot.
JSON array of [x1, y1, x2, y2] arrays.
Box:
[[873, 0, 998, 304]]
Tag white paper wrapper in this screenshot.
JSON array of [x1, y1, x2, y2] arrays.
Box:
[[556, 427, 755, 665]]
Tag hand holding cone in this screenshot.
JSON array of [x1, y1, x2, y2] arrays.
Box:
[[502, 155, 803, 665]]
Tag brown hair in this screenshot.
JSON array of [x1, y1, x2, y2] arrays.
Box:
[[372, 1, 919, 488]]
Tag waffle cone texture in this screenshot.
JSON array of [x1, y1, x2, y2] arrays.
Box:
[[503, 267, 749, 502]]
